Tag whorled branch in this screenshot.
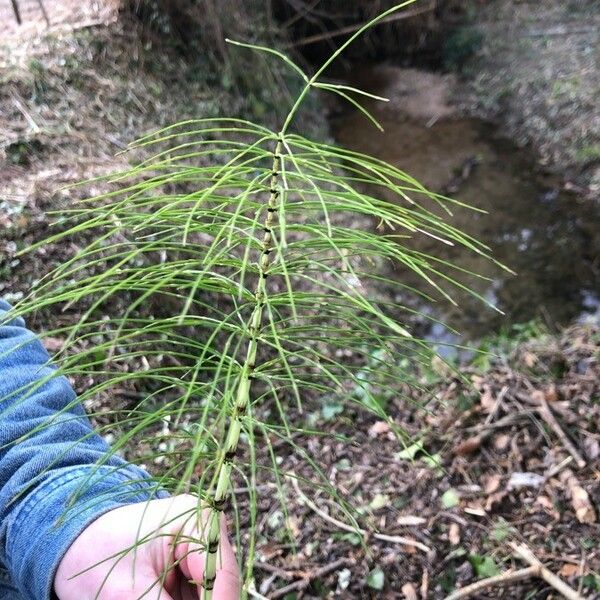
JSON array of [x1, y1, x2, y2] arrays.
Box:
[[202, 138, 283, 598]]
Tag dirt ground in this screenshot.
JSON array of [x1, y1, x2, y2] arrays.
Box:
[[1, 4, 599, 599], [241, 324, 600, 598], [457, 0, 600, 200], [0, 0, 118, 37]]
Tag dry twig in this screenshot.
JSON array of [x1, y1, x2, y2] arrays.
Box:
[[511, 542, 587, 600], [283, 2, 435, 48], [289, 476, 431, 553], [445, 543, 589, 600], [270, 558, 350, 599], [443, 566, 538, 600], [537, 395, 586, 468]]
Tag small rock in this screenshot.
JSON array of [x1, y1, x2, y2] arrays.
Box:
[[507, 472, 545, 489]]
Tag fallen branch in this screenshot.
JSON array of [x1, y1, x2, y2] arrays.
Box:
[[270, 558, 350, 599], [284, 3, 435, 48], [445, 543, 589, 600], [443, 566, 538, 600], [11, 0, 21, 24], [289, 476, 431, 553], [511, 543, 587, 600], [537, 395, 586, 469]]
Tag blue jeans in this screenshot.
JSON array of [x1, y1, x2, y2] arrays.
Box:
[[0, 300, 166, 599], [0, 566, 20, 600]]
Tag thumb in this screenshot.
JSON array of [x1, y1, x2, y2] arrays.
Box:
[[175, 515, 240, 599]]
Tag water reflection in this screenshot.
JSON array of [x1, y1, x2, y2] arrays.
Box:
[[330, 65, 600, 340]]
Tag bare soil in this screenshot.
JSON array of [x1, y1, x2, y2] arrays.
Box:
[[456, 0, 600, 200], [243, 324, 600, 598]]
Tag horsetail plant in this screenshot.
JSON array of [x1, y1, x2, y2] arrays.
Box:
[[5, 2, 504, 598]]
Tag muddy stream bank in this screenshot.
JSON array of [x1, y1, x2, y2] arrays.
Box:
[[329, 65, 600, 346]]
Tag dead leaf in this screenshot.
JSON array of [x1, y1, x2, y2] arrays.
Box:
[[493, 433, 510, 451], [559, 563, 580, 578], [544, 384, 558, 403], [369, 420, 391, 438], [464, 504, 486, 517], [401, 582, 418, 600], [561, 470, 597, 523], [483, 474, 502, 494], [571, 484, 597, 523], [256, 542, 283, 561], [535, 495, 560, 520], [448, 523, 460, 545], [523, 351, 538, 368], [43, 336, 65, 352], [471, 375, 484, 390], [286, 515, 301, 538], [454, 435, 482, 456]]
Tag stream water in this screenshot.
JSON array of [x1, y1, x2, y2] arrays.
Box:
[[329, 65, 600, 344]]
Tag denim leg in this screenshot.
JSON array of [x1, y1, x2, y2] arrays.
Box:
[[0, 568, 22, 600]]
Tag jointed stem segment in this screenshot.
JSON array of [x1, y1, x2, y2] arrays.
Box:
[[203, 139, 283, 598]]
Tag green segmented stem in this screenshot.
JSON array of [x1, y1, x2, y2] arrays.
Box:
[[203, 139, 283, 598]]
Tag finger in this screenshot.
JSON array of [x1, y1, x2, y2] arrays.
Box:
[[210, 519, 240, 600], [176, 515, 240, 599]]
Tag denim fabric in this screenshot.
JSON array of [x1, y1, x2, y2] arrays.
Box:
[[0, 300, 168, 599]]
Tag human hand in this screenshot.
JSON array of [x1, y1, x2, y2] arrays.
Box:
[[54, 494, 240, 600]]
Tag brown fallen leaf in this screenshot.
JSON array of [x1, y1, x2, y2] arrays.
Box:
[[571, 484, 597, 523], [523, 350, 538, 368], [535, 495, 561, 520], [471, 374, 484, 389], [561, 469, 597, 523], [368, 420, 391, 438], [401, 582, 418, 600], [544, 384, 558, 403], [454, 435, 482, 456], [483, 474, 502, 494], [448, 522, 460, 546], [42, 336, 65, 352], [493, 433, 510, 452], [464, 504, 486, 517], [559, 563, 581, 578], [286, 515, 301, 538]]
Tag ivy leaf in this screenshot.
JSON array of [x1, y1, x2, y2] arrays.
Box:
[[366, 566, 385, 590], [321, 402, 343, 420], [469, 554, 500, 579], [397, 440, 424, 460], [441, 488, 460, 508], [369, 493, 389, 511]]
